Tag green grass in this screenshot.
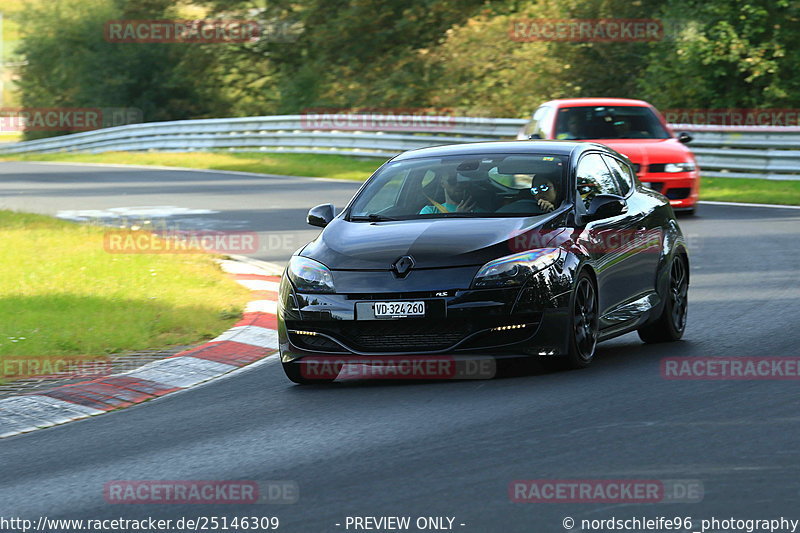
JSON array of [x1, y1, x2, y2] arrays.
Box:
[[2, 151, 798, 205], [0, 210, 251, 378], [699, 176, 800, 206], [0, 151, 380, 181]]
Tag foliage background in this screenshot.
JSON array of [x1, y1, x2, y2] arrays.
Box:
[[4, 0, 798, 137]]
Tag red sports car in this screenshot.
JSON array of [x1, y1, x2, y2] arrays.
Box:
[[518, 98, 699, 213]]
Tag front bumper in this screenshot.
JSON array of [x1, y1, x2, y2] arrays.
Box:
[[639, 170, 700, 209], [278, 266, 572, 363]]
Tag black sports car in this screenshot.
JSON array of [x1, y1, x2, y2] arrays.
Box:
[[278, 141, 689, 383]]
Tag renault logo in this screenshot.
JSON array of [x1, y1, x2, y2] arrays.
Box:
[[392, 255, 415, 278]]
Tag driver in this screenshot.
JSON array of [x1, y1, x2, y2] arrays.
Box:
[[532, 176, 559, 213], [556, 114, 583, 140], [420, 169, 479, 214]]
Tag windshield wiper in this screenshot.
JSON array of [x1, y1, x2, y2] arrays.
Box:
[[349, 213, 397, 222]]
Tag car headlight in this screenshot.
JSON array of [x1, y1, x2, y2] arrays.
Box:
[[287, 256, 335, 293], [472, 248, 561, 289], [664, 162, 696, 173]]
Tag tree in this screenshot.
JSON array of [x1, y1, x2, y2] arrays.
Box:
[[15, 0, 230, 138], [426, 0, 666, 117], [198, 0, 489, 113], [639, 0, 800, 109]]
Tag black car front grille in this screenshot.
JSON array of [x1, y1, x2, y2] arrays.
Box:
[[287, 315, 542, 354], [648, 163, 666, 173], [632, 163, 641, 173], [330, 320, 473, 352]]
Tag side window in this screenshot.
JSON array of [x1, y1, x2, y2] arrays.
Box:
[[576, 153, 621, 209], [535, 107, 553, 138], [524, 106, 552, 139], [602, 155, 633, 196]]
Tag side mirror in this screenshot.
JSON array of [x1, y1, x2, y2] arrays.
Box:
[[307, 203, 335, 228], [583, 194, 627, 223], [528, 133, 542, 140], [677, 132, 693, 144]]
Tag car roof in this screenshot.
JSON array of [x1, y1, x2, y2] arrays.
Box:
[[392, 140, 610, 161], [543, 97, 653, 108]]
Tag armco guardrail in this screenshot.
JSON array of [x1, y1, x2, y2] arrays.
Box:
[[1, 115, 798, 180], [0, 115, 524, 159], [669, 124, 800, 180]]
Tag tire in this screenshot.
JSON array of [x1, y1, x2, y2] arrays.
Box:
[[638, 254, 688, 343], [282, 360, 340, 384], [564, 271, 599, 369]]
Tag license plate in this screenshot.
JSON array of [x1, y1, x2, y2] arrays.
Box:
[[373, 301, 425, 318]]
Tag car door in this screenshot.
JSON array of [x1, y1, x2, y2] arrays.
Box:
[[573, 153, 644, 326], [601, 154, 661, 297]]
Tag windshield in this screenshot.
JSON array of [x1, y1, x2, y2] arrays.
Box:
[[555, 105, 669, 140], [348, 153, 568, 220]]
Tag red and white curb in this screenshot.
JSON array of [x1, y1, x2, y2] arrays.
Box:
[[0, 258, 283, 439]]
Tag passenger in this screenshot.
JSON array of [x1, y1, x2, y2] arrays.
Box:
[[420, 170, 479, 214], [556, 114, 583, 140]]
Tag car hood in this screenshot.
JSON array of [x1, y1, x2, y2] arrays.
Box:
[[593, 138, 695, 166], [301, 216, 561, 270]]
